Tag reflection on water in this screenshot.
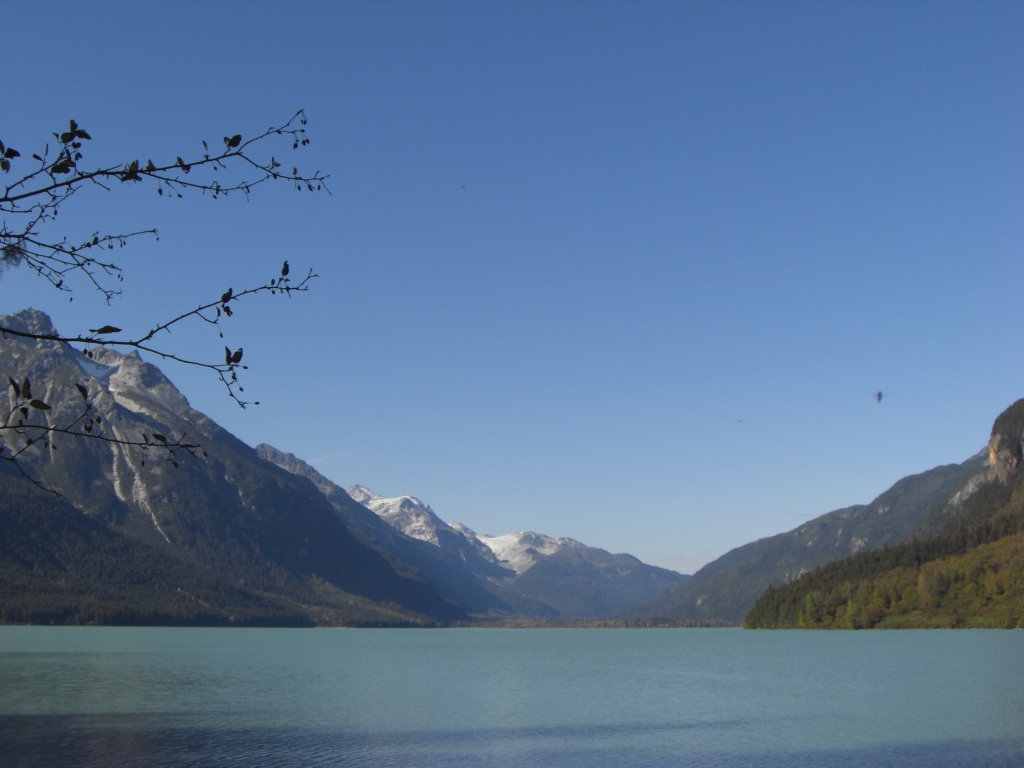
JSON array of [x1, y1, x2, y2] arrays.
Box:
[[3, 715, 1022, 767], [1, 627, 1022, 767]]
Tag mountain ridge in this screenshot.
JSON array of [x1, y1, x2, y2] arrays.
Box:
[[620, 450, 988, 624]]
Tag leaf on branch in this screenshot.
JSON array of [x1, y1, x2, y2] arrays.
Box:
[[281, 260, 289, 277], [3, 148, 20, 159], [122, 160, 141, 182], [21, 378, 31, 400], [89, 326, 121, 335], [221, 288, 233, 303], [75, 383, 89, 400], [224, 134, 242, 148], [8, 376, 18, 396], [231, 348, 243, 364], [225, 346, 233, 365], [152, 433, 168, 444], [29, 399, 51, 411], [176, 156, 191, 173]]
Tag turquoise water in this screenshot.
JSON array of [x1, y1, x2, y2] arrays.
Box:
[[0, 627, 1021, 767]]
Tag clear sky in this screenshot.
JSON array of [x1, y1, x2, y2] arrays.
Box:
[[2, 2, 1021, 572]]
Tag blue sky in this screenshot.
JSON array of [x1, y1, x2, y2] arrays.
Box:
[[2, 2, 1021, 572]]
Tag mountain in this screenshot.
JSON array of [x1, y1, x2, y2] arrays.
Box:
[[620, 449, 988, 624], [256, 445, 526, 615], [745, 399, 1024, 629], [0, 309, 463, 626], [342, 486, 685, 617], [346, 486, 508, 579]]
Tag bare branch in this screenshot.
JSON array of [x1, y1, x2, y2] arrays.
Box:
[[0, 111, 325, 493], [0, 111, 327, 301]]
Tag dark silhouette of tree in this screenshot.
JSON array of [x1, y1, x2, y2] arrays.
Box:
[[0, 112, 327, 489]]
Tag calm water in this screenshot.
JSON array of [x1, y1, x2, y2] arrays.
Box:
[[0, 627, 1021, 767]]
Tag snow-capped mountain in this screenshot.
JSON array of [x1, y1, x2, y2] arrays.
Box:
[[347, 487, 585, 575], [347, 486, 456, 547], [346, 486, 686, 615], [346, 485, 506, 575], [455, 526, 586, 576]]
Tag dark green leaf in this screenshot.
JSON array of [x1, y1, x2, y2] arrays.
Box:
[[231, 348, 243, 364], [75, 383, 88, 400], [225, 346, 233, 365], [89, 326, 121, 335], [221, 288, 233, 303], [281, 260, 289, 277], [4, 148, 20, 159], [21, 378, 31, 399], [152, 433, 168, 443], [29, 399, 50, 411]]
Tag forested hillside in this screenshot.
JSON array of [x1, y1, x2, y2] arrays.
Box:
[[618, 453, 985, 624], [0, 468, 440, 626], [744, 399, 1024, 629]]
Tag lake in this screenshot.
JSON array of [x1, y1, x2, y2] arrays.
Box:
[[0, 626, 1021, 767]]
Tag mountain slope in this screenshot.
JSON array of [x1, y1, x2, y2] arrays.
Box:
[[744, 399, 1024, 629], [0, 309, 463, 625], [0, 466, 430, 626], [621, 450, 987, 624], [346, 486, 509, 579], [256, 445, 523, 615]]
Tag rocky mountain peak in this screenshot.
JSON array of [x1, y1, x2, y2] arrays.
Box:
[[0, 308, 60, 340]]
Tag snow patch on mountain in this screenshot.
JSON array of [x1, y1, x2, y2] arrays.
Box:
[[95, 348, 193, 416], [455, 527, 586, 575], [73, 352, 116, 381], [348, 485, 588, 577], [347, 485, 453, 546]]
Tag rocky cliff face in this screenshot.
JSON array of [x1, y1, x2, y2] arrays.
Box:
[[988, 399, 1024, 484]]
